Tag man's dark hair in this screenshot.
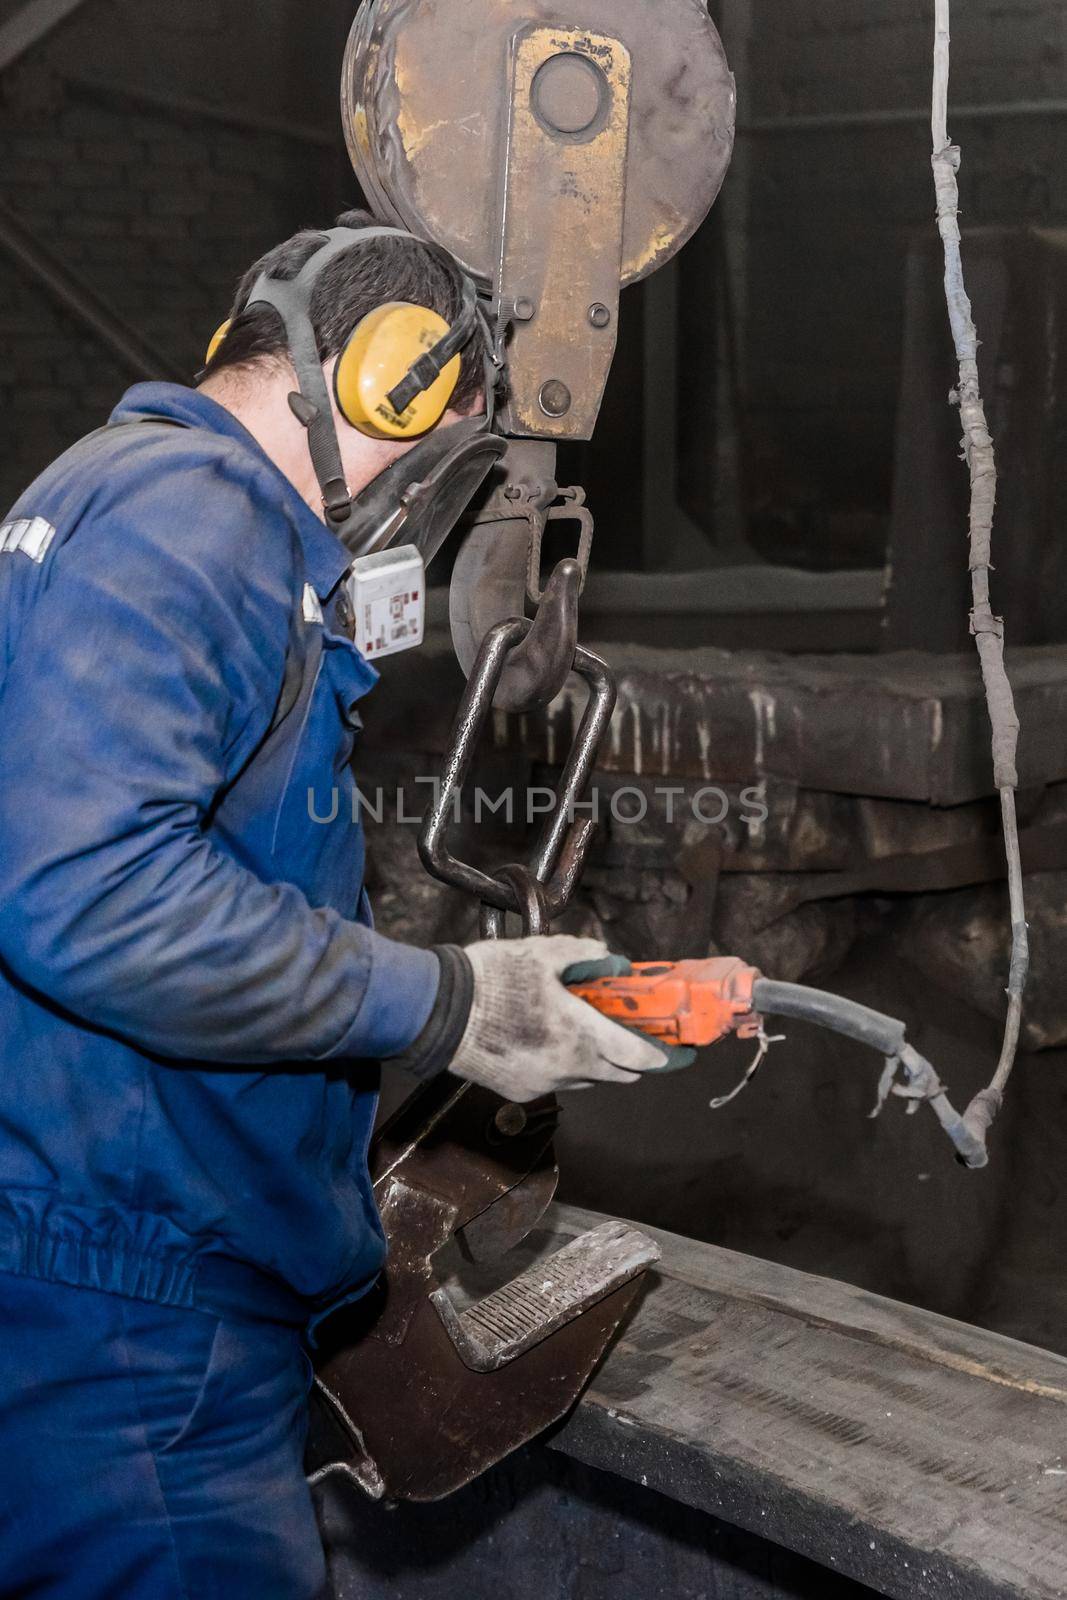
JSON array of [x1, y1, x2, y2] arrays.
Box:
[[203, 208, 485, 414]]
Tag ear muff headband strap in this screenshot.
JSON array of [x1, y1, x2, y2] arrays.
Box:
[[245, 226, 495, 528], [385, 271, 478, 416], [405, 239, 501, 430]]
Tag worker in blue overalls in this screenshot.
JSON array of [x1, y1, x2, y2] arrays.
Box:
[[0, 212, 665, 1599]]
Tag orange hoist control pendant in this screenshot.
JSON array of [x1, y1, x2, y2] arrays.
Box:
[[568, 957, 763, 1050]]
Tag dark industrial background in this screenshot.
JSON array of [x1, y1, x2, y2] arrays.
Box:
[[8, 5, 1067, 1594], [8, 0, 1067, 581], [5, 0, 1067, 1370]]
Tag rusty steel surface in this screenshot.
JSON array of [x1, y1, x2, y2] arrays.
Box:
[[494, 25, 631, 437], [365, 634, 1067, 806], [341, 0, 735, 290], [431, 1219, 659, 1372], [313, 1276, 645, 1502], [372, 1076, 559, 1250]]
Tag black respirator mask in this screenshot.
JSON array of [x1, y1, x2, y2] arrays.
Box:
[[211, 226, 505, 657]]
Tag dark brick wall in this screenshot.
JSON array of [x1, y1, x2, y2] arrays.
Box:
[[737, 0, 1067, 563], [0, 0, 351, 510]]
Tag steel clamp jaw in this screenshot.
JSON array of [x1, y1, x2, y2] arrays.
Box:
[[307, 1075, 659, 1502]]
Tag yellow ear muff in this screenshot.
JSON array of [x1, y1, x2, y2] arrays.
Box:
[[205, 319, 232, 367], [333, 302, 461, 440]]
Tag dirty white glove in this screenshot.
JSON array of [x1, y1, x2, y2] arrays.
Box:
[[449, 935, 667, 1103]]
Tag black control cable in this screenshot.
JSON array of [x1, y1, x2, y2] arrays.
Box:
[[752, 980, 989, 1170]]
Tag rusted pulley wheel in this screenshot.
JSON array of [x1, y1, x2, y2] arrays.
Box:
[[341, 0, 735, 292]]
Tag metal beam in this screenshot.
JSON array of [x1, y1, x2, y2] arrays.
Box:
[[0, 0, 92, 75], [68, 72, 336, 148], [742, 98, 1067, 136], [0, 199, 182, 382], [641, 263, 716, 571]]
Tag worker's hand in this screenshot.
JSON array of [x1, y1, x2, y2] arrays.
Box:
[[448, 935, 668, 1103]]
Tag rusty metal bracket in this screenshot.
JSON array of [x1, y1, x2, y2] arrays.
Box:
[[497, 25, 632, 439], [525, 488, 594, 605], [449, 442, 595, 709], [450, 441, 560, 709]]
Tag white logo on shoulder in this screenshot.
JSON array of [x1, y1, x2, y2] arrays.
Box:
[[302, 583, 323, 625], [0, 517, 57, 564]]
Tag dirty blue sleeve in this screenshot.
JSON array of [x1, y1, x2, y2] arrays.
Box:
[[0, 462, 438, 1063]]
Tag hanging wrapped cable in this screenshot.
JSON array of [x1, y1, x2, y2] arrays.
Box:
[[930, 0, 1029, 1163]]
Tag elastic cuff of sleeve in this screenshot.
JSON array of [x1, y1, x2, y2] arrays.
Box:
[[329, 935, 440, 1060], [387, 945, 474, 1081]]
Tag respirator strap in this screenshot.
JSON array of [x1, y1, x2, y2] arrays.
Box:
[[248, 230, 413, 530], [246, 227, 498, 538], [247, 233, 365, 528]]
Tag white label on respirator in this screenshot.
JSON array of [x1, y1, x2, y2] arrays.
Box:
[[344, 545, 425, 660]]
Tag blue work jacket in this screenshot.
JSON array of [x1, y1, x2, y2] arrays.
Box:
[[0, 383, 439, 1328]]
